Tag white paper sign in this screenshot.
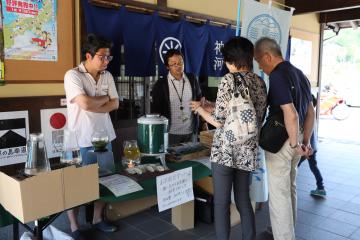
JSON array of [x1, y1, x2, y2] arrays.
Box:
[[40, 108, 68, 158], [156, 167, 194, 212], [0, 111, 29, 166], [99, 174, 143, 197]]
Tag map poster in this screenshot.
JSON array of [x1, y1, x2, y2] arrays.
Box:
[[2, 0, 58, 61]]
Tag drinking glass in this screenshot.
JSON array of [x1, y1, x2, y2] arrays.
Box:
[[123, 140, 140, 168], [60, 129, 82, 165]]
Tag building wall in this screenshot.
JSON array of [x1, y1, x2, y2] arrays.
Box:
[[0, 1, 320, 97], [291, 13, 320, 34], [0, 84, 65, 97], [167, 0, 239, 20]]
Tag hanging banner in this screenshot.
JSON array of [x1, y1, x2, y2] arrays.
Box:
[[122, 8, 155, 77], [82, 0, 123, 77], [206, 25, 235, 77], [241, 0, 293, 75], [155, 15, 184, 76], [0, 111, 29, 166], [2, 0, 58, 61], [182, 21, 208, 76], [40, 108, 67, 159]]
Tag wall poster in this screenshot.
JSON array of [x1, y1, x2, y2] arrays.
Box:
[[0, 111, 29, 166], [40, 108, 67, 158], [2, 0, 58, 61]]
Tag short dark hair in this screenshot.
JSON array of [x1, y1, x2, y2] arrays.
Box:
[[81, 34, 113, 60], [221, 37, 254, 70], [164, 49, 183, 67]]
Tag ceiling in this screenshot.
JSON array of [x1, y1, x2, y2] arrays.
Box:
[[285, 0, 360, 30]]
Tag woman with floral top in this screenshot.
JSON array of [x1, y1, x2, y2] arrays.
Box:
[[190, 37, 267, 240]]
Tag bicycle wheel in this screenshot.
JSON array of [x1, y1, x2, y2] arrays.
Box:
[[332, 103, 350, 120]]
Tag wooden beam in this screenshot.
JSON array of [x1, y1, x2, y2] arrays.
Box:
[[320, 8, 360, 23], [285, 0, 360, 15], [88, 0, 236, 26]]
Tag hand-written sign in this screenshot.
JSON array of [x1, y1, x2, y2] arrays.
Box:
[[156, 167, 194, 212]]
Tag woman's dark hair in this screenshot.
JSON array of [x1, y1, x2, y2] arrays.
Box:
[[164, 49, 184, 67], [81, 34, 113, 60], [221, 37, 254, 70]]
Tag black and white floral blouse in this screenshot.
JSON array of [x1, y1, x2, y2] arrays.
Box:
[[210, 72, 267, 171]]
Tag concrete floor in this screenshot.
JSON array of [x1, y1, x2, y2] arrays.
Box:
[[1, 108, 360, 240]]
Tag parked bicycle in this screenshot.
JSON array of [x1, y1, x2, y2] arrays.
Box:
[[320, 91, 350, 120]]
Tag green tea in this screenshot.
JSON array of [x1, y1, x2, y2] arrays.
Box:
[[92, 140, 107, 151]]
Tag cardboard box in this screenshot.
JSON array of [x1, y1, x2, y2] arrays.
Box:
[[63, 164, 99, 209], [195, 176, 213, 195], [106, 195, 158, 221], [0, 164, 99, 223], [171, 200, 194, 230]]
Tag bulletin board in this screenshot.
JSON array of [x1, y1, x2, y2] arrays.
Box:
[[4, 1, 75, 83]]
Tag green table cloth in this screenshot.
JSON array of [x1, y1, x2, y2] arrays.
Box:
[[100, 160, 211, 202]]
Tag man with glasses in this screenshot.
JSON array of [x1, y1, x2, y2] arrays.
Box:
[[151, 49, 202, 145], [64, 34, 119, 239]]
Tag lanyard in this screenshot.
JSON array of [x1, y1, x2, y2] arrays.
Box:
[[170, 78, 185, 110]]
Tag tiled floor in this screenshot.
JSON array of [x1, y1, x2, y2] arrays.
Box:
[[1, 134, 360, 239]]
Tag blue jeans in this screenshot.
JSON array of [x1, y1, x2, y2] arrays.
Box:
[[80, 143, 112, 165], [298, 131, 324, 190], [298, 150, 324, 190], [212, 162, 255, 240]]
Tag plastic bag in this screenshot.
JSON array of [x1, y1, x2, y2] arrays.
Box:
[[20, 225, 73, 240]]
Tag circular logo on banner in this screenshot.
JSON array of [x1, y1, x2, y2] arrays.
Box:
[[159, 37, 182, 64], [246, 14, 281, 45], [49, 112, 66, 129]]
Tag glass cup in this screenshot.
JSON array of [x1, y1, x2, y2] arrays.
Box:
[[123, 140, 140, 168], [60, 130, 82, 166], [25, 133, 51, 175], [91, 129, 109, 152]]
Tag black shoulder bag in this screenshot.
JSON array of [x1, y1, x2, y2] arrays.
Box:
[[259, 75, 296, 153]]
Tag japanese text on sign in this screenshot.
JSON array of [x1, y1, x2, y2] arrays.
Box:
[[156, 167, 194, 212]]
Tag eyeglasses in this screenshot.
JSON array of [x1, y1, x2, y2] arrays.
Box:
[[95, 54, 113, 62], [254, 53, 267, 63], [168, 61, 184, 67]]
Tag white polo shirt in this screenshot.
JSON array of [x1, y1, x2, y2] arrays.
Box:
[[64, 62, 119, 147]]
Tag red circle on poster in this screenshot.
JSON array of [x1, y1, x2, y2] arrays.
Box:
[[49, 113, 66, 129]]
